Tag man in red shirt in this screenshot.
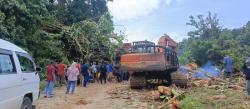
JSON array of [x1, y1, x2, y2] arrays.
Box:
[[57, 61, 66, 85], [44, 62, 56, 98]]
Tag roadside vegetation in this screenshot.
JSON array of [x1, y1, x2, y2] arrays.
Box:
[[182, 87, 248, 109], [178, 12, 250, 70]]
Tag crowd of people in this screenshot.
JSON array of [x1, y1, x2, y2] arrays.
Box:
[[44, 60, 129, 98], [43, 55, 250, 98]]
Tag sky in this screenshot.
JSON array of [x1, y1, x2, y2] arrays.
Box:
[[107, 0, 250, 43]]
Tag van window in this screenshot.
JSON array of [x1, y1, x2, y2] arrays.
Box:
[[18, 55, 35, 73], [0, 54, 16, 74]]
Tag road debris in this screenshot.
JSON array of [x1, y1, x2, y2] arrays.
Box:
[[178, 63, 246, 91], [158, 86, 185, 109], [75, 99, 89, 105], [147, 90, 161, 100], [211, 94, 227, 100], [107, 85, 133, 100], [158, 86, 171, 96], [140, 85, 186, 109]]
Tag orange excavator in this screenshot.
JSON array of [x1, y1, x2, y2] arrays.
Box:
[[121, 34, 187, 88]]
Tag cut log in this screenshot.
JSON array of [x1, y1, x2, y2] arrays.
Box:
[[158, 95, 178, 109], [228, 85, 245, 90], [158, 91, 185, 109], [158, 86, 172, 96], [148, 90, 160, 100], [172, 99, 181, 108]]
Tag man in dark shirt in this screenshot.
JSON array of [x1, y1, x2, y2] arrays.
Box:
[[81, 62, 89, 87], [99, 62, 107, 84]]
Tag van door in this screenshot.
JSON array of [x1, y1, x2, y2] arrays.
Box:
[[16, 52, 40, 102], [0, 49, 22, 109]]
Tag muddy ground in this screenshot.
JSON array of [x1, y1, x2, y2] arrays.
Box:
[[35, 82, 156, 109]]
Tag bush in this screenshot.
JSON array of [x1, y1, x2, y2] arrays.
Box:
[[40, 80, 47, 90], [181, 95, 204, 109]]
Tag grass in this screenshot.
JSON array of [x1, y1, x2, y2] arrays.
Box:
[[182, 87, 250, 109], [181, 95, 204, 109]]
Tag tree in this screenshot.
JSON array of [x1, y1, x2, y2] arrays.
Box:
[[179, 12, 250, 70], [0, 0, 124, 79], [186, 12, 221, 39]]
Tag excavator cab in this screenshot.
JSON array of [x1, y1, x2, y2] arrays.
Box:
[[130, 40, 178, 68], [131, 40, 156, 53]]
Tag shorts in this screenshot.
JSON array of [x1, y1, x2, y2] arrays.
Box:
[[96, 72, 101, 78]]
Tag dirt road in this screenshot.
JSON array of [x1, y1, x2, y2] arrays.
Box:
[[35, 82, 151, 109]]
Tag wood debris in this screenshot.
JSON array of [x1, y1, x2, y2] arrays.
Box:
[[211, 94, 227, 100], [158, 86, 172, 96], [107, 85, 133, 100], [148, 90, 161, 100], [142, 85, 185, 109]]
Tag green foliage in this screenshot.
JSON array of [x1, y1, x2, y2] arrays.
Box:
[[181, 95, 204, 109], [39, 80, 47, 90], [50, 0, 109, 25], [0, 0, 124, 80], [186, 12, 221, 39], [179, 12, 250, 69]]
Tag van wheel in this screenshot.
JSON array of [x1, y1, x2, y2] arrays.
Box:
[[21, 97, 32, 109]]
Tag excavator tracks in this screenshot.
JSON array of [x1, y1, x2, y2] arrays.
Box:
[[171, 72, 189, 87], [129, 71, 189, 89], [130, 75, 146, 89]]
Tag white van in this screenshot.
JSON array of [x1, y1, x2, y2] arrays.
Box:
[[0, 39, 40, 109]]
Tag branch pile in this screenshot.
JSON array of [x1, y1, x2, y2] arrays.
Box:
[[143, 86, 185, 109], [182, 66, 246, 90]]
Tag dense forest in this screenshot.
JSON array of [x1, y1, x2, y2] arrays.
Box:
[[178, 12, 250, 70], [0, 0, 123, 78]]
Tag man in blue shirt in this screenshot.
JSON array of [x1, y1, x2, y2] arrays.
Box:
[[223, 55, 234, 80], [107, 62, 113, 82], [81, 62, 89, 87]]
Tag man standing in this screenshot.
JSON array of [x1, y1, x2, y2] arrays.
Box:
[[243, 57, 250, 96], [223, 55, 234, 80], [100, 61, 107, 84], [81, 62, 89, 87], [57, 60, 66, 85], [44, 62, 56, 98], [91, 62, 97, 82], [66, 62, 79, 94], [107, 62, 113, 82]]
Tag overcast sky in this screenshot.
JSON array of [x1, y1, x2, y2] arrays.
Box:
[[107, 0, 250, 43]]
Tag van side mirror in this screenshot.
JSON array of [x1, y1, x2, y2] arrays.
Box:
[[36, 67, 41, 72]]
